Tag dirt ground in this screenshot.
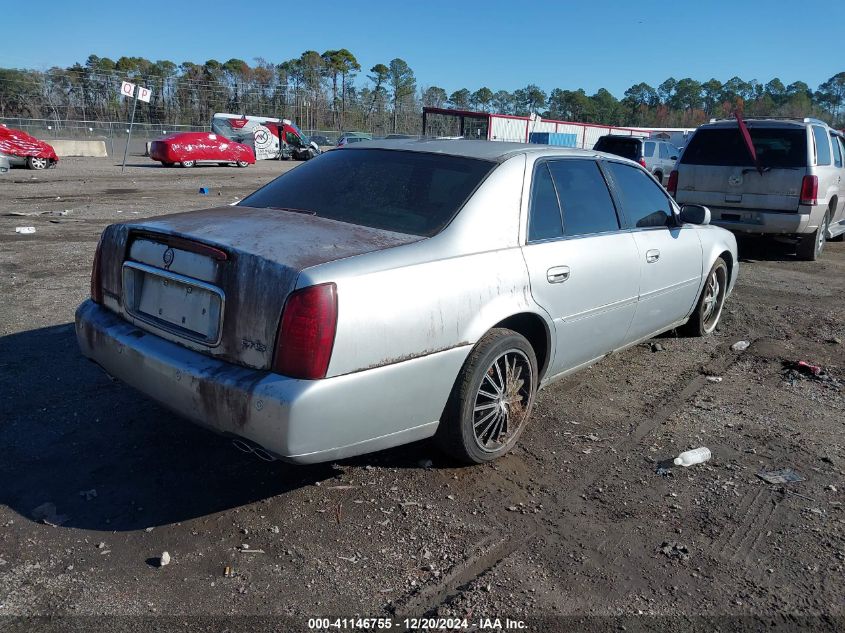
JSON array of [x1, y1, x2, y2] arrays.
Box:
[[0, 157, 843, 632]]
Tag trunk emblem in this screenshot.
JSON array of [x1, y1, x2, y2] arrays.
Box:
[[163, 247, 175, 269], [728, 173, 743, 186]]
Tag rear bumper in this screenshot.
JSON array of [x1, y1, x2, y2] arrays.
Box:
[[75, 300, 467, 464], [708, 207, 816, 236], [703, 200, 834, 237]]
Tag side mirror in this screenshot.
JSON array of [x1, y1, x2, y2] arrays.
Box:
[[679, 204, 711, 226], [670, 155, 678, 161]]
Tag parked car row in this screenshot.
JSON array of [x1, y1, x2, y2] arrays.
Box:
[[334, 132, 417, 147]]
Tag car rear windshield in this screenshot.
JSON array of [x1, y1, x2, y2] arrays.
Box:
[[680, 127, 807, 168], [239, 148, 496, 236], [593, 137, 641, 160]]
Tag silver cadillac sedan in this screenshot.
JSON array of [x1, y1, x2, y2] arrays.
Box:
[[76, 140, 738, 464]]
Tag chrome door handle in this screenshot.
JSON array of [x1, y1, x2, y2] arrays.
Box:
[[547, 266, 570, 283], [646, 249, 660, 263]]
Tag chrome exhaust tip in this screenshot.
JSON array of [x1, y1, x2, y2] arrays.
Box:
[[231, 438, 277, 462]]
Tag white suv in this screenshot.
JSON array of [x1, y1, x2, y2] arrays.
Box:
[[669, 117, 845, 260]]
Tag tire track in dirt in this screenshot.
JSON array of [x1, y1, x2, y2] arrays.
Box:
[[394, 341, 756, 623]]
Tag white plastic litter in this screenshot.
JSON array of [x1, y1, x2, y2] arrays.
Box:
[[15, 226, 35, 234], [674, 447, 711, 467], [731, 340, 750, 352]]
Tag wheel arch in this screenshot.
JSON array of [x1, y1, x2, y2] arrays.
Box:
[[491, 312, 552, 380], [718, 248, 734, 283]]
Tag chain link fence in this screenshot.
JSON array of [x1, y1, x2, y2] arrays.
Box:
[[0, 117, 210, 158], [1, 118, 423, 157]]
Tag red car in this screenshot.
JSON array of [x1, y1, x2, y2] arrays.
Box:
[[149, 132, 255, 168], [0, 125, 58, 170]]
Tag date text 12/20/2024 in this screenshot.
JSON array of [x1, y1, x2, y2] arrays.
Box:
[[307, 617, 528, 629]]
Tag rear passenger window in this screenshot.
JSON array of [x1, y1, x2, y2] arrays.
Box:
[[528, 163, 563, 241], [644, 142, 656, 157], [831, 133, 843, 168], [813, 126, 832, 166], [604, 161, 673, 229], [659, 143, 670, 159], [546, 160, 619, 236]]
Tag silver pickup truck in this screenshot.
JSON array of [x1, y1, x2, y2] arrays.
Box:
[[76, 140, 738, 464]]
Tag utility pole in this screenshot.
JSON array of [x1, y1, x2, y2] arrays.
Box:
[[122, 92, 138, 172]]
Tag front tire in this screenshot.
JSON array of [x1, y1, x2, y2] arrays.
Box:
[[797, 212, 829, 260], [236, 160, 249, 168], [436, 328, 538, 464], [27, 156, 48, 170], [682, 257, 728, 337], [181, 160, 195, 168]]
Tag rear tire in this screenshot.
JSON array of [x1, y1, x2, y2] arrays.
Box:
[[435, 328, 538, 464], [181, 160, 195, 168], [682, 257, 728, 337], [236, 160, 249, 168], [797, 212, 829, 261]]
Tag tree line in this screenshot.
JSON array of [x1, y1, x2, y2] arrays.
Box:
[[0, 50, 842, 134]]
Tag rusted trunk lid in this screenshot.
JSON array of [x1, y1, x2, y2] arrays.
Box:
[[97, 206, 420, 370]]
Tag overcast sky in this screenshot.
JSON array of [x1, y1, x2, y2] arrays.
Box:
[[4, 0, 843, 96]]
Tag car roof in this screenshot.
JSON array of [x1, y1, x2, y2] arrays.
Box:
[[342, 138, 601, 163], [597, 135, 645, 143], [699, 118, 824, 130]]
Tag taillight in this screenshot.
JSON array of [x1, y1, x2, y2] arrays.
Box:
[[90, 236, 104, 303], [800, 175, 818, 206], [272, 283, 338, 379], [639, 158, 647, 168], [667, 170, 679, 197]]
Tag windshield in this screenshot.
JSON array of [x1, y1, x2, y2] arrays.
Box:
[[594, 137, 641, 160], [680, 127, 808, 168], [239, 148, 496, 236], [288, 121, 305, 140]]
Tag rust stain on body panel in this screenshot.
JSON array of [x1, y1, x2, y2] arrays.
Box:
[[94, 206, 421, 373]]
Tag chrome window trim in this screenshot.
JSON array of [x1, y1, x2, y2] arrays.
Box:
[[525, 157, 624, 245]]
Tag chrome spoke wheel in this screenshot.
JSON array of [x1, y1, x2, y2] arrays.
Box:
[[702, 272, 720, 322], [701, 265, 726, 333], [817, 216, 828, 256], [472, 349, 532, 452], [29, 157, 48, 170]]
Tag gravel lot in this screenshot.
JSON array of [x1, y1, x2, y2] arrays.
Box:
[[1, 157, 844, 632]]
